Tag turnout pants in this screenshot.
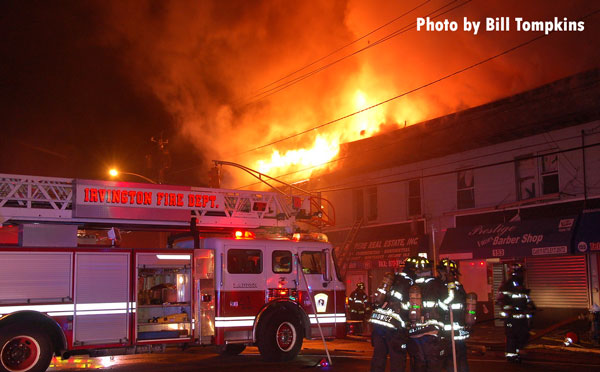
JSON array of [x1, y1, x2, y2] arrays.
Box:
[[505, 318, 529, 358], [370, 326, 408, 372], [407, 335, 444, 372]]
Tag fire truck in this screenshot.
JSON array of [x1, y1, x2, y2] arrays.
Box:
[[0, 173, 345, 372]]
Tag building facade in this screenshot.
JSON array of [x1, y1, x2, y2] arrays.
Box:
[[311, 69, 600, 325]]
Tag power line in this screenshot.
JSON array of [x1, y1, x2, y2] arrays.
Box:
[[241, 0, 467, 108], [235, 123, 600, 190], [234, 7, 599, 157], [314, 141, 600, 194], [246, 0, 432, 99]]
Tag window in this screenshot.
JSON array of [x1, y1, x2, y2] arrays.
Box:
[[301, 251, 325, 274], [366, 187, 378, 221], [516, 154, 560, 200], [516, 157, 536, 200], [353, 189, 364, 222], [408, 179, 421, 216], [457, 170, 474, 209], [227, 249, 262, 274], [541, 154, 559, 195], [272, 250, 292, 274]]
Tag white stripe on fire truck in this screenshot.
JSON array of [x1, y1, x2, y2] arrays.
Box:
[[213, 313, 346, 328], [214, 316, 255, 328], [0, 302, 132, 317], [0, 304, 74, 315], [307, 313, 346, 324], [76, 302, 128, 311]]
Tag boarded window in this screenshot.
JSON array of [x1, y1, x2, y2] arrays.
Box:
[[457, 170, 475, 209], [541, 154, 559, 195], [353, 189, 364, 222], [516, 157, 536, 200], [408, 179, 421, 216], [367, 187, 378, 221]]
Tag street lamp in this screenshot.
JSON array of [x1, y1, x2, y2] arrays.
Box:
[[108, 168, 157, 184]]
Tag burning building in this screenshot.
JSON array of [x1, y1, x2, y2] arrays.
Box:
[[305, 68, 600, 325]]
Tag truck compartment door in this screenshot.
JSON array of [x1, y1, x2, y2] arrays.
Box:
[[74, 252, 130, 345], [194, 249, 215, 344]]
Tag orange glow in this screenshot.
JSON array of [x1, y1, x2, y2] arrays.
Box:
[[253, 87, 424, 180]]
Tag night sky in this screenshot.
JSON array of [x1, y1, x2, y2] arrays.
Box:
[[1, 1, 598, 187]]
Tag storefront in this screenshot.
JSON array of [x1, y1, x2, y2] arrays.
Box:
[[440, 215, 589, 324], [326, 222, 428, 296], [573, 211, 600, 309]]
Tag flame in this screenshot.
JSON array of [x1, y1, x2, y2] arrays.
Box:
[[254, 88, 423, 179], [257, 135, 339, 175]]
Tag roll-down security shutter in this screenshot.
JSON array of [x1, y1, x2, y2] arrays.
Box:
[[525, 255, 589, 308]]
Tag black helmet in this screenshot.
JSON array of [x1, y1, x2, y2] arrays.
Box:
[[439, 258, 460, 275], [415, 257, 431, 271], [509, 263, 524, 277], [403, 256, 418, 273], [356, 282, 365, 290]]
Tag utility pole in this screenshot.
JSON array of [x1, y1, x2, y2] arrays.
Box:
[[148, 133, 171, 184]]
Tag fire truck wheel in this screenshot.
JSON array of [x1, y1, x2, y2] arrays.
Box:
[[216, 344, 246, 356], [257, 312, 304, 362], [0, 326, 53, 372]]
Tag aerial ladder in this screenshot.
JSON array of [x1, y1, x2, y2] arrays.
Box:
[[335, 218, 363, 280], [211, 161, 335, 230]]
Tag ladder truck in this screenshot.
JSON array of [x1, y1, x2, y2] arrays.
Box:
[[0, 173, 345, 372]]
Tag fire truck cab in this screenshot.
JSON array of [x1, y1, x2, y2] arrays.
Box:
[[0, 174, 344, 372]]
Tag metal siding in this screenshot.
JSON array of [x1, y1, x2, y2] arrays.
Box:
[[0, 252, 72, 303], [492, 264, 505, 327], [74, 252, 130, 345], [525, 255, 589, 308]]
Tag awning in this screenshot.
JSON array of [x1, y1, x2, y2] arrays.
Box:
[[573, 211, 600, 253], [327, 223, 428, 270], [439, 216, 577, 259]]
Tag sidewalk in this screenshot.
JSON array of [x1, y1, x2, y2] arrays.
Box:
[[467, 322, 600, 363], [346, 321, 600, 364]]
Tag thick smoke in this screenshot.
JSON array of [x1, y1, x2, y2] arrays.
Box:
[[96, 0, 600, 187]]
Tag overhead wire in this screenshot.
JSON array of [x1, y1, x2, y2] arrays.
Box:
[[312, 141, 600, 194], [235, 126, 600, 191], [246, 0, 433, 99], [241, 0, 467, 109], [233, 6, 600, 159]]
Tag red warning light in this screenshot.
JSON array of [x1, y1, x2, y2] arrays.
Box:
[[234, 230, 256, 239]]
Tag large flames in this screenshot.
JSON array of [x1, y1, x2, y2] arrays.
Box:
[[254, 89, 424, 180]]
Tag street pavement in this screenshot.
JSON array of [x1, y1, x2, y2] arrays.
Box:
[[48, 331, 600, 372]]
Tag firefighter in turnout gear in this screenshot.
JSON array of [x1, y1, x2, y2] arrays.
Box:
[[349, 282, 370, 321], [368, 269, 411, 372], [496, 263, 536, 363], [438, 258, 470, 372], [407, 257, 448, 372]]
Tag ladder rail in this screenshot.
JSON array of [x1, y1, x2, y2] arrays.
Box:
[[0, 173, 299, 229], [336, 218, 363, 280]]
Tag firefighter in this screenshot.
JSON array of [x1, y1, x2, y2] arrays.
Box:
[[407, 256, 447, 372], [496, 263, 536, 363], [368, 269, 411, 372], [438, 258, 469, 372], [348, 282, 370, 321]]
